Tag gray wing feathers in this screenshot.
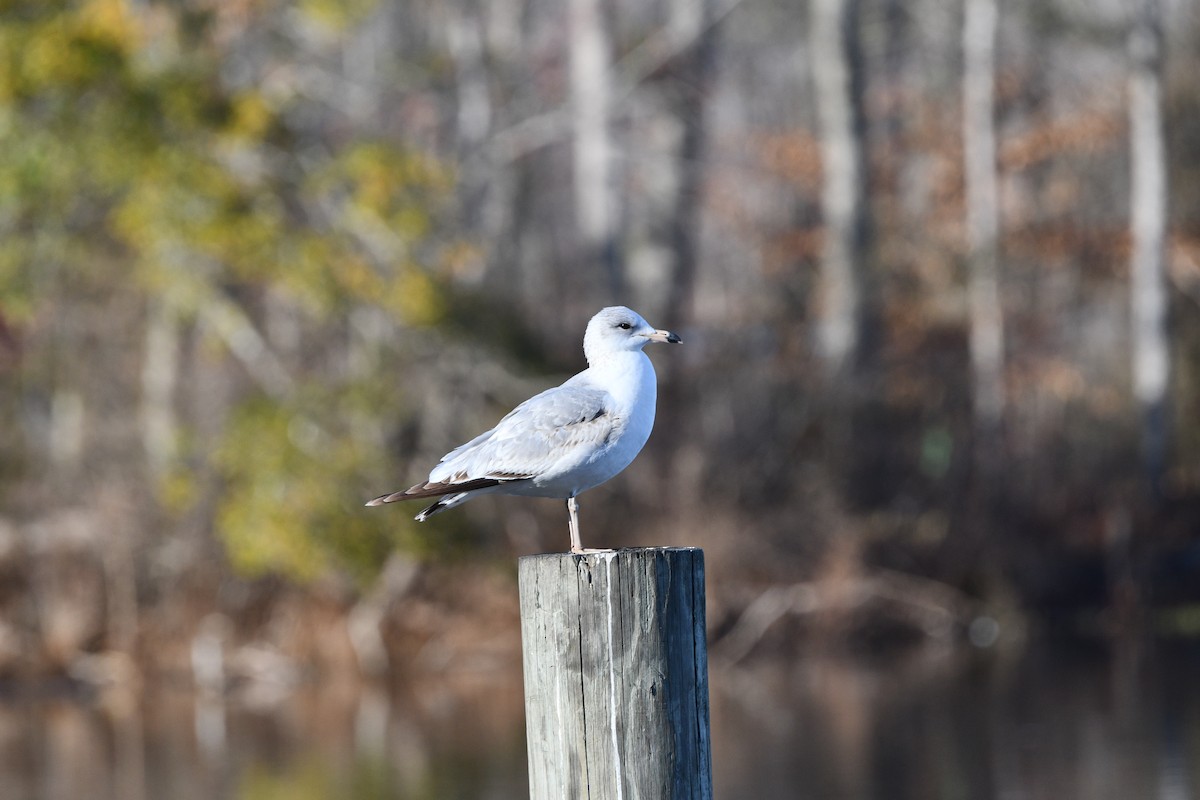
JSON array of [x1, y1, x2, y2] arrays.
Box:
[[436, 428, 495, 466], [428, 385, 614, 483]]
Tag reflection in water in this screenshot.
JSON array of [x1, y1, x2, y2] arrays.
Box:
[[713, 639, 1200, 800], [0, 671, 530, 800], [1, 639, 1198, 799]]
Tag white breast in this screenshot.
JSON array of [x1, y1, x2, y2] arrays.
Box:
[[528, 351, 658, 497]]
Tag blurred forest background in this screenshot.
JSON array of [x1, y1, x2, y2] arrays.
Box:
[[2, 0, 1200, 797]]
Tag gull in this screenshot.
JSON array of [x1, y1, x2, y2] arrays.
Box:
[[366, 306, 681, 552]]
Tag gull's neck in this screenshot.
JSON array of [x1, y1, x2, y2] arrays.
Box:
[[585, 349, 656, 409], [586, 347, 649, 371]]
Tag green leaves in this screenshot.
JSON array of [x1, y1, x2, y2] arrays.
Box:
[[0, 1, 461, 582], [214, 394, 396, 583]]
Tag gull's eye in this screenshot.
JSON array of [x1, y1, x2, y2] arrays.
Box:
[[616, 322, 632, 330]]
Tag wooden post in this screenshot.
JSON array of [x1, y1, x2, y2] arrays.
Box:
[[518, 547, 712, 800]]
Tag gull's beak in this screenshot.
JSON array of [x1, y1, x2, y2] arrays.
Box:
[[647, 328, 682, 344]]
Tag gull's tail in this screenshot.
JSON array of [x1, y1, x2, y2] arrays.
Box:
[[364, 477, 505, 508]]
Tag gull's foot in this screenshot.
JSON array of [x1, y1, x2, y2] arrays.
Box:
[[570, 547, 616, 555]]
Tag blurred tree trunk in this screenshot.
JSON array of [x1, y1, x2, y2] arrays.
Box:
[[140, 296, 179, 479], [962, 0, 1006, 462], [653, 0, 720, 490], [810, 0, 874, 379], [1127, 0, 1170, 497], [570, 0, 623, 300], [662, 0, 719, 329], [449, 2, 491, 154], [448, 0, 493, 230], [810, 0, 887, 512]]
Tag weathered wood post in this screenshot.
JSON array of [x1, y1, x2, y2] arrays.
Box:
[[518, 547, 712, 799]]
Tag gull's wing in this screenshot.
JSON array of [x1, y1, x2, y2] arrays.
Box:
[[365, 383, 615, 508], [428, 383, 615, 483]]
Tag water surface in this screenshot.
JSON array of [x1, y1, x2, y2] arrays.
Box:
[[2, 639, 1197, 799]]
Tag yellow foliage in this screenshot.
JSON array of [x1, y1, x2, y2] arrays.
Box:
[[23, 17, 92, 87], [159, 466, 200, 516], [16, 0, 139, 90], [227, 91, 273, 141], [298, 0, 380, 32], [76, 0, 141, 51], [392, 270, 445, 327]]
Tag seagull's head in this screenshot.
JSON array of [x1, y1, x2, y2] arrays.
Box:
[[583, 306, 682, 364]]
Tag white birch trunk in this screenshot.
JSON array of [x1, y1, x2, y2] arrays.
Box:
[[963, 0, 1006, 441], [1128, 0, 1171, 492], [570, 0, 618, 296], [448, 5, 491, 153], [811, 0, 868, 375]]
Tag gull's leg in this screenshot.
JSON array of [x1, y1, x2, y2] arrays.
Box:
[[567, 496, 582, 553]]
